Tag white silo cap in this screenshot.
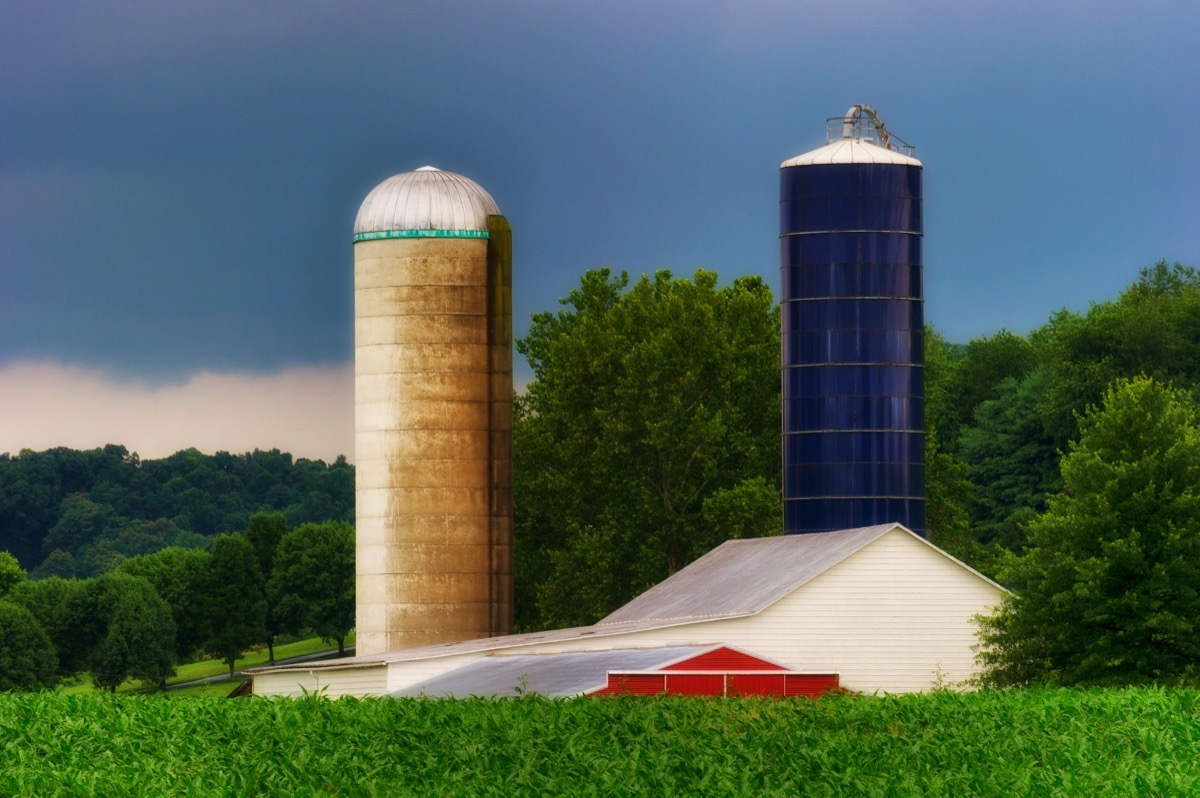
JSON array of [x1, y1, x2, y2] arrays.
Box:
[[354, 166, 501, 240], [780, 139, 922, 168]]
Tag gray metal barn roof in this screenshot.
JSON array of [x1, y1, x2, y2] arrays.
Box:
[[251, 524, 922, 675], [598, 523, 899, 625], [391, 646, 712, 698]]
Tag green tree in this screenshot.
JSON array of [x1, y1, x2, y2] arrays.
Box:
[[978, 377, 1200, 686], [31, 548, 76, 580], [958, 369, 1061, 550], [269, 521, 355, 654], [117, 547, 210, 661], [200, 534, 266, 676], [1037, 262, 1200, 448], [244, 513, 288, 662], [946, 329, 1036, 433], [0, 551, 26, 598], [86, 573, 176, 691], [515, 268, 780, 629], [7, 577, 93, 678], [0, 600, 57, 691], [42, 494, 118, 556]]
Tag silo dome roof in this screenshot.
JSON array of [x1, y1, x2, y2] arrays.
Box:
[[354, 166, 500, 240], [781, 138, 921, 168]]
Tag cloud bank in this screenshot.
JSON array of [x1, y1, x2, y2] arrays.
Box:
[[0, 361, 354, 463]]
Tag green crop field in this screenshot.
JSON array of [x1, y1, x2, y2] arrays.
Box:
[[2, 688, 1198, 796]]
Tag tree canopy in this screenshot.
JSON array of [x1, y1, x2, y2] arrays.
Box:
[[200, 534, 267, 677], [269, 521, 355, 654], [978, 377, 1200, 686], [0, 600, 58, 691], [514, 268, 780, 629], [0, 446, 353, 575]]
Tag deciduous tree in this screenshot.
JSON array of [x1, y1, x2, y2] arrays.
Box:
[[200, 534, 266, 677], [978, 377, 1200, 686], [269, 521, 355, 654], [87, 573, 176, 691], [514, 269, 780, 629], [0, 600, 57, 691]]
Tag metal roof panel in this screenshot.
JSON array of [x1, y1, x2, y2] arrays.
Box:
[[391, 646, 717, 698], [598, 524, 901, 625], [354, 166, 500, 235]]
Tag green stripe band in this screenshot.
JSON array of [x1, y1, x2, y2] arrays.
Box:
[[353, 229, 491, 242]]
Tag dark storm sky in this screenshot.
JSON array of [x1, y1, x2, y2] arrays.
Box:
[[2, 0, 1198, 458]]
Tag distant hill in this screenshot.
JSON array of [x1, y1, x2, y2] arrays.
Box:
[[0, 445, 353, 576]]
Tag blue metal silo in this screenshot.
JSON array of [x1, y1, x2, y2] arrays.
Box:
[[779, 105, 925, 536]]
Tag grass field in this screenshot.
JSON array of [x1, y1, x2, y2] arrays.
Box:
[[56, 633, 355, 696], [2, 687, 1199, 796]]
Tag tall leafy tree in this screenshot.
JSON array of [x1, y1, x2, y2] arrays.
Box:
[[118, 547, 210, 661], [0, 551, 25, 597], [269, 521, 355, 655], [0, 601, 57, 691], [515, 268, 780, 629], [87, 573, 176, 691], [7, 577, 94, 678], [244, 513, 288, 662], [978, 377, 1200, 686], [201, 534, 266, 677], [958, 369, 1061, 550]]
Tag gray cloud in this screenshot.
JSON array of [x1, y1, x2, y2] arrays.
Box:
[[0, 361, 354, 462]]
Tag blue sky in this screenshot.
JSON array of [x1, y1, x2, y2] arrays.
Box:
[[2, 0, 1198, 460]]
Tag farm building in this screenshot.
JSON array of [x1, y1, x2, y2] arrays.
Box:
[[249, 522, 1005, 697]]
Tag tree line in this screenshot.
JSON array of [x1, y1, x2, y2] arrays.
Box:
[[0, 514, 354, 692], [3, 260, 1197, 690], [512, 261, 1200, 688], [0, 446, 354, 578]]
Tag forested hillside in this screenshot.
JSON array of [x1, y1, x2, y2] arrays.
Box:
[[0, 447, 353, 576], [925, 261, 1200, 568]]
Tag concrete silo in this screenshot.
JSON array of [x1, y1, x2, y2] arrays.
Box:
[[779, 106, 925, 536], [353, 166, 513, 655]]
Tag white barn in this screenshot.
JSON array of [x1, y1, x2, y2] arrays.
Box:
[[250, 523, 1006, 697]]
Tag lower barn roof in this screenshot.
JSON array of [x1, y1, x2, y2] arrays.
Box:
[[390, 646, 713, 699]]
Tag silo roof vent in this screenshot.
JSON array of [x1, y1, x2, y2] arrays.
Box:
[[781, 104, 921, 168], [354, 166, 501, 241]]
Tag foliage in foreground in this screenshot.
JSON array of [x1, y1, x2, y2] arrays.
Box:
[[978, 377, 1200, 687], [1, 689, 1199, 796]]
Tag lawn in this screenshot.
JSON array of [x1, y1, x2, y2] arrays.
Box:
[[56, 632, 355, 695]]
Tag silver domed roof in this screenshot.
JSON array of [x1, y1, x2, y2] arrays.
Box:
[[354, 166, 500, 237]]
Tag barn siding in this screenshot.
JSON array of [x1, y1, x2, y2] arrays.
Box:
[[491, 528, 1002, 693], [252, 665, 387, 697], [315, 527, 1003, 696], [660, 647, 785, 672]]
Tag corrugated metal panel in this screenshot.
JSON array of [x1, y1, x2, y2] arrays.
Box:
[[354, 167, 500, 236], [390, 646, 704, 698], [599, 524, 896, 624], [665, 674, 724, 696], [661, 646, 786, 672]]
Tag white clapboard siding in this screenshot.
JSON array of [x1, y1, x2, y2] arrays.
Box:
[[394, 528, 1003, 694], [289, 526, 1005, 697], [254, 664, 388, 698]]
